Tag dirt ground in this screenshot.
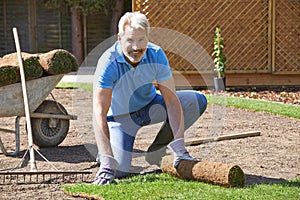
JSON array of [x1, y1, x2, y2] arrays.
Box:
[[0, 88, 299, 199]]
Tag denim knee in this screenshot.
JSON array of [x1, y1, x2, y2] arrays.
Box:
[[196, 91, 207, 115]]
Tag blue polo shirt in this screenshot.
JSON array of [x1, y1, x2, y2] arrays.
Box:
[[96, 41, 172, 116]]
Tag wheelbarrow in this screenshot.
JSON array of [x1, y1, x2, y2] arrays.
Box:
[[0, 29, 92, 185], [0, 74, 77, 156]]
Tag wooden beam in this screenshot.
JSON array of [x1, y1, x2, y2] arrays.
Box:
[[173, 72, 300, 87], [71, 6, 83, 65], [271, 0, 276, 73], [28, 0, 37, 52], [184, 131, 261, 146]]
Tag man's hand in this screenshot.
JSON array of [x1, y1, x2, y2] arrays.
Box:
[[93, 155, 119, 185], [168, 138, 197, 168], [173, 150, 197, 168]]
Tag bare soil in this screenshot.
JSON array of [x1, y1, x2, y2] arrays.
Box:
[[0, 88, 299, 199]]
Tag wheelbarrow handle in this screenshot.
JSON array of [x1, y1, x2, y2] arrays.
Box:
[[30, 112, 78, 120]]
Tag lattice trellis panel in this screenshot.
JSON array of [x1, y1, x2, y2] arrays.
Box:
[[274, 0, 300, 74], [133, 0, 270, 73]]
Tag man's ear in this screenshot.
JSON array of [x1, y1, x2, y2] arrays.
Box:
[[117, 34, 121, 41]]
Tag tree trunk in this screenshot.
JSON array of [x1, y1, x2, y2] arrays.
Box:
[[110, 0, 125, 35], [71, 6, 83, 65]]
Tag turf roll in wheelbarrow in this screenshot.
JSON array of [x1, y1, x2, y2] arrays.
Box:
[[161, 156, 245, 187], [39, 49, 78, 75], [0, 52, 43, 87], [0, 65, 18, 87]]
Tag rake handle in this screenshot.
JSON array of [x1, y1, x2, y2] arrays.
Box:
[[12, 27, 37, 171]]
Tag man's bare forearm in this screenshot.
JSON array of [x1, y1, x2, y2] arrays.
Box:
[[94, 114, 114, 156], [167, 100, 185, 140]]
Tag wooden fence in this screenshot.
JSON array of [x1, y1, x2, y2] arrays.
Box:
[[0, 0, 112, 60], [133, 0, 300, 87]]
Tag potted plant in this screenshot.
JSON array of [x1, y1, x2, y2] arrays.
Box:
[[212, 27, 226, 92]]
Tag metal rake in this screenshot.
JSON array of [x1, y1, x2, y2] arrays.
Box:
[[0, 144, 92, 184], [0, 170, 92, 184]]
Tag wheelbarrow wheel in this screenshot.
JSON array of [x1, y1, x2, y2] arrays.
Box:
[[31, 100, 70, 147]]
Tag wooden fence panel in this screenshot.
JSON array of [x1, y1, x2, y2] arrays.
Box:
[[36, 1, 72, 53], [0, 0, 72, 55], [273, 0, 300, 74], [86, 13, 112, 54], [0, 0, 29, 55], [133, 0, 271, 74]]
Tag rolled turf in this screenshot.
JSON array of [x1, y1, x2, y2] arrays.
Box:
[[0, 52, 43, 87], [38, 49, 78, 75], [161, 156, 245, 187]]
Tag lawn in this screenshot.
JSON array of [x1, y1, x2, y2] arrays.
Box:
[[63, 174, 300, 200]]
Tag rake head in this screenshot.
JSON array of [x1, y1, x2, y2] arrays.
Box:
[[0, 170, 93, 184]]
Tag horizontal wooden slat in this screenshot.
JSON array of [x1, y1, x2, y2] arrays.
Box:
[[173, 72, 300, 87]]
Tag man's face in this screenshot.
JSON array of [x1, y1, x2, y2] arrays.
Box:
[[118, 26, 148, 66]]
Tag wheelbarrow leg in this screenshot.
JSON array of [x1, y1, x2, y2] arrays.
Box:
[[0, 116, 21, 156]]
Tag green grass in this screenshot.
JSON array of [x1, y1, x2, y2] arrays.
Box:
[[63, 174, 300, 200], [206, 94, 300, 119], [57, 82, 93, 92], [56, 82, 299, 119]]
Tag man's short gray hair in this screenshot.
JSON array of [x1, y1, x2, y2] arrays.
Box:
[[118, 12, 150, 36]]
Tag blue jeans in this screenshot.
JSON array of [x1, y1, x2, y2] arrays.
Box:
[[106, 90, 207, 178]]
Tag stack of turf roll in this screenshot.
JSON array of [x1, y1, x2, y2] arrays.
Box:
[[0, 49, 78, 87], [0, 52, 43, 87]]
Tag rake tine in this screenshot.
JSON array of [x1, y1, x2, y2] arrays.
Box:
[[0, 170, 93, 184], [67, 174, 69, 182]]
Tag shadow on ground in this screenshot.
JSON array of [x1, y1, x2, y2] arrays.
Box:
[[245, 174, 299, 187], [14, 144, 95, 164]]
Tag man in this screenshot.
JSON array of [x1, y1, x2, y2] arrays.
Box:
[[93, 12, 207, 185]]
